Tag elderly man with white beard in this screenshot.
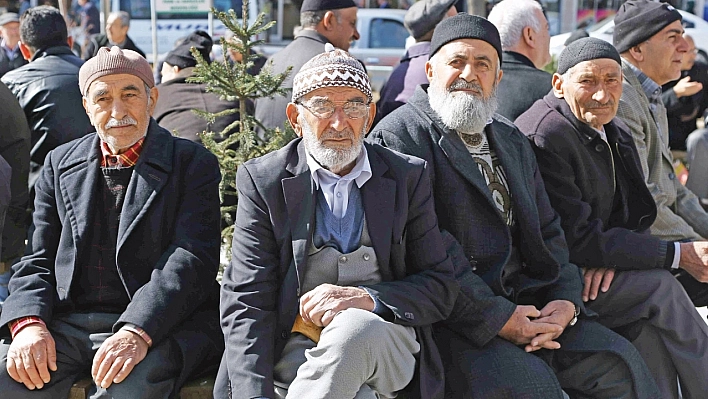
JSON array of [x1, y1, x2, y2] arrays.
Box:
[[215, 44, 458, 399], [369, 13, 659, 399]]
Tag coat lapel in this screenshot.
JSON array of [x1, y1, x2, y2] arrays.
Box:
[[282, 141, 315, 288], [361, 144, 395, 280], [117, 122, 171, 251]]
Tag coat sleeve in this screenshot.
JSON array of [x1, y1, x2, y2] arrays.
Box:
[[368, 126, 517, 347], [362, 161, 459, 327], [686, 131, 708, 199], [528, 128, 668, 271], [219, 164, 280, 399]]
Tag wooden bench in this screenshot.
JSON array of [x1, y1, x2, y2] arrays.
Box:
[[68, 376, 215, 399]]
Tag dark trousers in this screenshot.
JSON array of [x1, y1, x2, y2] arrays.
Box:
[[436, 318, 659, 399], [0, 313, 182, 399]]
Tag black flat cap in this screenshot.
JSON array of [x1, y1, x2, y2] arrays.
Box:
[[301, 0, 357, 12], [429, 12, 502, 62]]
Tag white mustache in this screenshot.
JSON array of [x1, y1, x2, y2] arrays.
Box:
[[449, 79, 482, 92], [105, 116, 137, 128]]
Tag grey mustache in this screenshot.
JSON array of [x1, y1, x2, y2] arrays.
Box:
[[105, 117, 138, 128]]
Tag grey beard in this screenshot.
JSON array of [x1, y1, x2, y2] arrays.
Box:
[[301, 117, 367, 174], [428, 79, 498, 133]]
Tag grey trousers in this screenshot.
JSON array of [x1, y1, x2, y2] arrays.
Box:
[[586, 269, 708, 399], [275, 308, 419, 399], [0, 313, 182, 399]]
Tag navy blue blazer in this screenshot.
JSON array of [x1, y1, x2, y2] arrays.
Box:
[[0, 121, 224, 385], [215, 139, 459, 399]]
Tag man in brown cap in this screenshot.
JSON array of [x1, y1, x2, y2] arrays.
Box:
[[254, 0, 360, 136], [216, 44, 457, 399], [0, 46, 223, 399]]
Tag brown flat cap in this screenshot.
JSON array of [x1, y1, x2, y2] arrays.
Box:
[[79, 46, 154, 95]]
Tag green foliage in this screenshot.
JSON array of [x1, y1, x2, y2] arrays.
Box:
[[542, 54, 558, 75], [188, 2, 296, 250]]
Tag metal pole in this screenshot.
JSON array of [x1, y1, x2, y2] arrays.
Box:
[[208, 0, 214, 39], [151, 0, 158, 66]]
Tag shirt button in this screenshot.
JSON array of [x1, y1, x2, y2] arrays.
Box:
[[669, 173, 676, 180], [336, 192, 342, 198], [281, 330, 289, 339], [595, 144, 604, 152], [340, 256, 347, 263], [363, 253, 370, 261]]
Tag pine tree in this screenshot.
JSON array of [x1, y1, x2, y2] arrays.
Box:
[[187, 2, 295, 249]]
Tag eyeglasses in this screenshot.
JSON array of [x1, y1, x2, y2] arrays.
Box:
[[299, 99, 370, 119]]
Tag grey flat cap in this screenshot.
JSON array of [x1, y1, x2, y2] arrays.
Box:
[[0, 12, 19, 26], [404, 0, 456, 40]]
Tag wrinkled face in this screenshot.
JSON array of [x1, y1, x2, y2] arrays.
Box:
[[637, 20, 687, 85], [106, 15, 129, 44], [286, 86, 374, 175], [426, 38, 502, 99], [682, 35, 697, 71], [329, 7, 360, 51], [554, 59, 622, 130], [0, 22, 20, 46], [83, 73, 158, 153]]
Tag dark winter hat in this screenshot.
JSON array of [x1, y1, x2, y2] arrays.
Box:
[[292, 43, 371, 102], [301, 0, 356, 12], [404, 0, 456, 40], [429, 13, 502, 62], [613, 0, 682, 53], [79, 46, 154, 95], [564, 28, 589, 46], [164, 30, 213, 69], [0, 12, 19, 26], [557, 37, 621, 75]]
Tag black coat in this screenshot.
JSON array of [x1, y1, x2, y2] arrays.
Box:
[[154, 68, 247, 143], [661, 62, 708, 150], [0, 122, 223, 386], [0, 155, 10, 262], [215, 140, 458, 399], [515, 93, 668, 271], [0, 46, 27, 78], [82, 33, 146, 60], [1, 45, 93, 189], [0, 81, 30, 263], [496, 51, 552, 122]]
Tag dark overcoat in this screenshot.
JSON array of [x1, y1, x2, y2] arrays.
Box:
[[516, 93, 668, 271], [0, 121, 224, 387], [215, 139, 459, 399], [369, 85, 658, 398], [496, 51, 552, 122]]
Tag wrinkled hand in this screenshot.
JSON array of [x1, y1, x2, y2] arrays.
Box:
[[498, 305, 563, 352], [679, 241, 708, 282], [91, 330, 149, 389], [300, 283, 375, 327], [6, 324, 57, 390], [525, 300, 576, 352], [673, 76, 703, 98], [581, 267, 615, 302]]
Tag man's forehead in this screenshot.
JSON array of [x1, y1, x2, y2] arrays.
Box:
[[0, 21, 18, 28], [654, 20, 684, 38], [572, 59, 622, 74], [304, 86, 368, 101], [88, 74, 145, 93], [441, 39, 499, 59]]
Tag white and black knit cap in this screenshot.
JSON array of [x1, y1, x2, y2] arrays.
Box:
[[292, 43, 372, 103], [613, 0, 682, 53], [557, 37, 621, 75]]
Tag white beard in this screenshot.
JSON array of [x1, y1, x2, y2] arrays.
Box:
[[301, 116, 367, 174], [428, 78, 498, 133]]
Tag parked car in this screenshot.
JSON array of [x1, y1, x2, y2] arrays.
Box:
[[550, 10, 708, 57], [255, 8, 408, 93]]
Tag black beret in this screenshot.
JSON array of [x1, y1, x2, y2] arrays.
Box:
[[613, 0, 682, 53], [404, 0, 456, 40], [301, 0, 356, 12], [557, 37, 621, 75], [429, 13, 502, 62], [164, 30, 213, 69]]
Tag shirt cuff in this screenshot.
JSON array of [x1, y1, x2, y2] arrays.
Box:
[[671, 242, 681, 269], [120, 323, 153, 347], [361, 287, 394, 322], [9, 317, 46, 339]]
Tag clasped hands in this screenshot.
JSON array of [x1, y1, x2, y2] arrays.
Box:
[[6, 324, 149, 390], [498, 300, 576, 353], [299, 283, 375, 327]]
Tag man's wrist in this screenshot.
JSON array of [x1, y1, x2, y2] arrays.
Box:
[[9, 317, 46, 338], [120, 323, 153, 347]]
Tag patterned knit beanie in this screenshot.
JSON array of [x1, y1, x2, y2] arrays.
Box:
[[291, 43, 372, 102], [79, 46, 155, 95]]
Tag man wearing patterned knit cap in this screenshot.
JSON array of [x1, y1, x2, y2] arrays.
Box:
[[371, 13, 658, 398], [216, 44, 458, 399], [254, 0, 361, 136], [0, 46, 223, 399]]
